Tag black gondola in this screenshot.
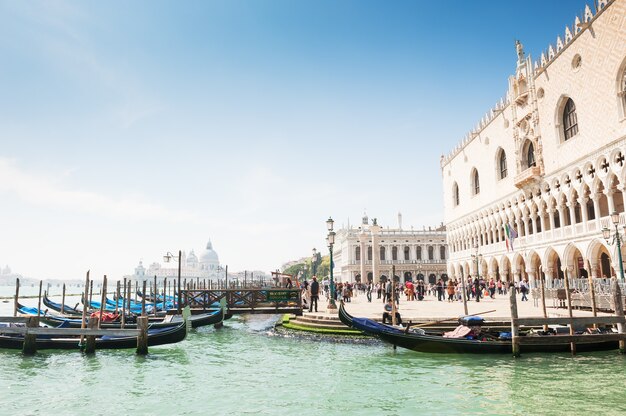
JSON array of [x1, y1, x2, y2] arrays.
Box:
[[0, 320, 187, 350], [339, 303, 619, 354], [19, 301, 223, 330], [42, 292, 83, 316]]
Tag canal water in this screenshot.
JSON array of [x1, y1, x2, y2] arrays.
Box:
[[2, 288, 626, 415]]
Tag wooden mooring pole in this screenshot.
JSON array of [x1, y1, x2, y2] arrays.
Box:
[[80, 271, 90, 346], [98, 276, 107, 329], [509, 282, 520, 357], [564, 268, 576, 356], [22, 316, 38, 355], [37, 280, 43, 318], [136, 316, 149, 355], [85, 316, 99, 354], [611, 277, 626, 353], [141, 280, 147, 316], [540, 273, 548, 332], [61, 283, 66, 315], [121, 278, 127, 328], [13, 278, 20, 317]]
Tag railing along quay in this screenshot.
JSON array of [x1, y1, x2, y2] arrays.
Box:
[[181, 288, 303, 315]]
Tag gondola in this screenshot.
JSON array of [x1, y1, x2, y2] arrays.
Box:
[[338, 303, 619, 354], [18, 301, 223, 330], [0, 319, 187, 350], [42, 292, 83, 316]]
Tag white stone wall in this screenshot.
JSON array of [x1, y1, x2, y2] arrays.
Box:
[[441, 0, 626, 283]]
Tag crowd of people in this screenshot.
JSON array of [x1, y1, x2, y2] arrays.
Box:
[[294, 275, 531, 312]]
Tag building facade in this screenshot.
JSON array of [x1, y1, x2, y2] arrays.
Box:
[[441, 0, 626, 286], [333, 214, 448, 284]]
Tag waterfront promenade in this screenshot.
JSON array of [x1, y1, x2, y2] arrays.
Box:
[[304, 289, 610, 321]]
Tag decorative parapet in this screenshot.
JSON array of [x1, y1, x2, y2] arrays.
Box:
[[533, 0, 613, 74], [514, 166, 542, 189], [440, 95, 509, 168]]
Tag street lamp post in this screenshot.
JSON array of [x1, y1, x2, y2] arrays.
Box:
[[311, 248, 317, 277], [471, 243, 483, 304], [163, 250, 182, 314], [602, 211, 625, 283], [326, 217, 337, 310]]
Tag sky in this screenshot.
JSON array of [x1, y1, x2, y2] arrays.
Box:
[[0, 0, 593, 280]]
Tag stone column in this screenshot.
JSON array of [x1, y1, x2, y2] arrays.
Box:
[[359, 231, 367, 283], [592, 193, 601, 221], [523, 213, 530, 237], [526, 270, 537, 289], [548, 207, 554, 231], [544, 268, 554, 289], [557, 204, 565, 228], [370, 224, 381, 284], [580, 196, 589, 223], [607, 190, 616, 215], [568, 202, 576, 226]]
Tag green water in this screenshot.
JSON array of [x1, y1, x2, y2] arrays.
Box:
[[2, 313, 626, 416]]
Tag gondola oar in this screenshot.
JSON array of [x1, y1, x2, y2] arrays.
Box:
[[404, 309, 497, 333]]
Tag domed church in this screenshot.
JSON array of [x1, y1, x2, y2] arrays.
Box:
[[131, 239, 223, 281]]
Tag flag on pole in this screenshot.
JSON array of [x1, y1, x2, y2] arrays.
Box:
[[505, 223, 518, 252]]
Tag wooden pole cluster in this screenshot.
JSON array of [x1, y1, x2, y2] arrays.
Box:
[[22, 316, 39, 355], [80, 271, 90, 346]]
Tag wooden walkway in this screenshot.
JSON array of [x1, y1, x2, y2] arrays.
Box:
[[181, 289, 303, 315]]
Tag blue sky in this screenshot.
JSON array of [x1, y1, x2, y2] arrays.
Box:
[[0, 0, 592, 279]]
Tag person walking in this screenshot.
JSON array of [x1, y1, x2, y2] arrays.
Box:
[[474, 277, 481, 302], [520, 279, 529, 301], [436, 279, 444, 302], [309, 276, 319, 312], [446, 280, 455, 302], [366, 282, 372, 302]]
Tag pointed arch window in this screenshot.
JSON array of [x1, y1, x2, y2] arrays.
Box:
[[527, 142, 536, 168], [453, 182, 459, 206], [498, 150, 507, 179], [563, 98, 578, 140], [471, 169, 480, 195]]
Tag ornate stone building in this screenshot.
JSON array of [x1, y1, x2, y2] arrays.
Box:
[[441, 0, 626, 286], [332, 213, 447, 284]]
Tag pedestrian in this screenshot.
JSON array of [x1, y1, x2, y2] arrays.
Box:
[[376, 283, 382, 299], [383, 280, 393, 302], [474, 277, 481, 302], [436, 279, 444, 301], [446, 279, 455, 302], [366, 282, 372, 302], [520, 279, 529, 301], [309, 276, 319, 312]]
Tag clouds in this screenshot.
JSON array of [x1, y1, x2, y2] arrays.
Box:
[[0, 157, 202, 224]]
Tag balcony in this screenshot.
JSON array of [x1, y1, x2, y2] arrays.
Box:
[[514, 166, 542, 189]]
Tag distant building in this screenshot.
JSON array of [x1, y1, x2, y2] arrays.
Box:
[[332, 213, 448, 284], [129, 240, 224, 281]]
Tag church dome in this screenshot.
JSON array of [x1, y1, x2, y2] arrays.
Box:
[[199, 240, 219, 264], [187, 250, 199, 267]]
